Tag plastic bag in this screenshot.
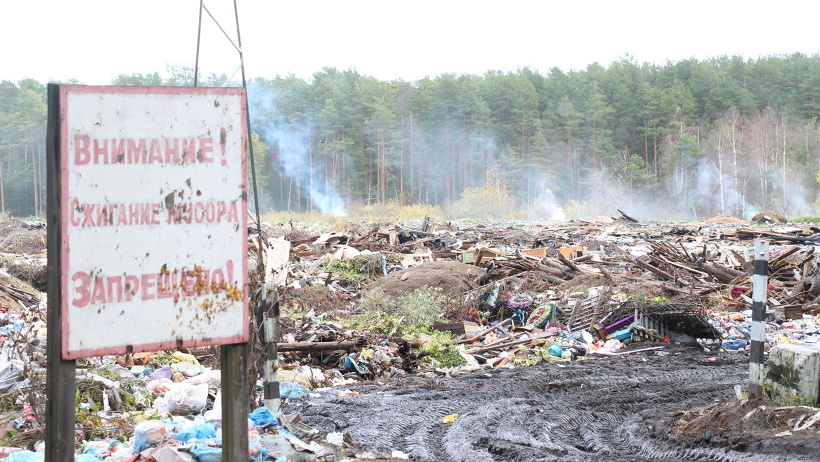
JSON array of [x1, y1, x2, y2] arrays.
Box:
[[176, 421, 217, 443], [184, 442, 221, 462], [248, 407, 279, 429], [81, 440, 110, 458], [204, 390, 222, 423], [0, 361, 24, 394], [172, 351, 200, 365], [148, 365, 173, 381], [165, 382, 208, 415], [3, 451, 44, 462], [172, 361, 202, 378], [131, 420, 171, 453], [75, 455, 105, 462], [146, 378, 174, 394], [280, 381, 310, 400], [185, 369, 221, 388], [248, 428, 267, 461]]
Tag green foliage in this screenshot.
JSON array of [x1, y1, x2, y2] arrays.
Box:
[[359, 286, 393, 312], [448, 164, 519, 219], [347, 286, 450, 336], [790, 216, 820, 223], [325, 255, 379, 289], [395, 286, 448, 333], [5, 54, 820, 218], [417, 330, 466, 368], [341, 310, 401, 335]]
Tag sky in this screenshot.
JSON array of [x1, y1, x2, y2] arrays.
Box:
[[2, 0, 819, 85]]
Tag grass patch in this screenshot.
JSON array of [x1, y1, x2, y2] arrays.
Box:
[[790, 216, 820, 223]]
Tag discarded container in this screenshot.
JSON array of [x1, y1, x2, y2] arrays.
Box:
[[611, 328, 632, 342], [441, 414, 459, 423], [605, 315, 635, 334], [548, 344, 563, 357]]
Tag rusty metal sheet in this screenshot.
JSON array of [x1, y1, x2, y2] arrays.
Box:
[[59, 85, 248, 359]]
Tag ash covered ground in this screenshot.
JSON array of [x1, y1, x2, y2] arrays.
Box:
[[286, 345, 820, 461]]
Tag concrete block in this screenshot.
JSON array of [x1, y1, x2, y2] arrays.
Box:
[[764, 343, 820, 406]]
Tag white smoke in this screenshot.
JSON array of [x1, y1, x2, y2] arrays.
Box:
[[531, 180, 566, 220], [694, 157, 753, 218], [248, 83, 347, 216]]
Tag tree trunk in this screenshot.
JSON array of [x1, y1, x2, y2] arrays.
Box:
[[400, 114, 405, 204], [0, 154, 5, 214], [308, 137, 314, 213], [34, 136, 40, 216]]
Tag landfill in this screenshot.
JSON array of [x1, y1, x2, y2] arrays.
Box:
[[0, 213, 819, 461]]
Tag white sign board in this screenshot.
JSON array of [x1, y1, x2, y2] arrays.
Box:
[[59, 86, 248, 359]]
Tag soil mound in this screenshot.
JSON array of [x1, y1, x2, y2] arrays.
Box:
[[705, 214, 744, 224], [751, 211, 787, 224], [366, 261, 484, 298], [0, 272, 40, 311], [0, 219, 46, 254], [672, 397, 820, 455]]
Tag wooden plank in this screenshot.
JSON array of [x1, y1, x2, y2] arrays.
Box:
[[557, 252, 586, 274], [449, 319, 512, 345], [466, 332, 559, 355], [432, 322, 466, 336], [626, 255, 673, 281], [221, 343, 250, 462], [277, 341, 360, 352], [45, 84, 77, 462]]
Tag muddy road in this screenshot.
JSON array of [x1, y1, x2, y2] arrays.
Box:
[[286, 346, 818, 461]]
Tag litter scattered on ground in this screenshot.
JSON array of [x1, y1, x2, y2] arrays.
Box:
[[1, 215, 820, 461]]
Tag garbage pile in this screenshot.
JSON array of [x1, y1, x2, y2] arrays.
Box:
[[0, 215, 819, 460], [4, 404, 337, 462], [272, 214, 820, 369], [0, 343, 370, 462]]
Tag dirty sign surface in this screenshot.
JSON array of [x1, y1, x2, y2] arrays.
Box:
[[60, 86, 248, 359]]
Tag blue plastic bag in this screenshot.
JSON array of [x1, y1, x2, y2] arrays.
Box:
[[280, 381, 310, 400], [547, 344, 563, 357], [176, 421, 217, 443], [185, 442, 222, 462], [723, 339, 749, 350], [3, 451, 44, 462], [248, 407, 279, 429], [74, 455, 104, 462]]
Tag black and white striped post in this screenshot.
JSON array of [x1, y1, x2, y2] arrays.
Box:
[[260, 283, 281, 413], [749, 240, 769, 399]]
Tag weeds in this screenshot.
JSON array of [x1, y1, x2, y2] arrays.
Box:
[[790, 216, 820, 223], [324, 255, 381, 289], [396, 287, 448, 332]]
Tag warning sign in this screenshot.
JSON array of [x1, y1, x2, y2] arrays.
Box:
[[59, 86, 248, 359]]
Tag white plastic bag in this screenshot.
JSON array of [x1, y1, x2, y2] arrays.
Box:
[[203, 389, 222, 424], [164, 382, 208, 415]]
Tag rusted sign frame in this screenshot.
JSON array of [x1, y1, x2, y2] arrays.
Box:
[[57, 85, 249, 359]]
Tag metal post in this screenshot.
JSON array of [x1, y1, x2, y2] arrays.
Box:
[[194, 4, 268, 456], [749, 240, 769, 399], [260, 284, 281, 413], [45, 84, 77, 462], [193, 0, 204, 87]]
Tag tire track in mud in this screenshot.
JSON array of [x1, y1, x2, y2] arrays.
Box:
[[286, 352, 814, 461]]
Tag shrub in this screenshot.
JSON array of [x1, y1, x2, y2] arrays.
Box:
[[396, 287, 448, 332]]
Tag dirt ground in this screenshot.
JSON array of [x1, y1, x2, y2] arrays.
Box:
[[285, 345, 820, 461]]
